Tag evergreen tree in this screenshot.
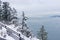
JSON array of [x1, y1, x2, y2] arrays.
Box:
[[37, 25, 48, 40], [0, 0, 18, 24], [0, 0, 3, 20], [10, 8, 18, 21], [22, 11, 28, 29], [2, 1, 18, 24], [17, 11, 32, 37], [2, 2, 11, 21]]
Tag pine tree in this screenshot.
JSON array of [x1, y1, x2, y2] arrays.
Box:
[[2, 2, 11, 21], [37, 25, 48, 40], [0, 0, 3, 20], [17, 11, 32, 37], [10, 8, 18, 21], [22, 11, 28, 29], [2, 1, 18, 24], [0, 0, 18, 24]]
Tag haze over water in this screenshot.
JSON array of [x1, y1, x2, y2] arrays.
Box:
[[27, 17, 60, 40]]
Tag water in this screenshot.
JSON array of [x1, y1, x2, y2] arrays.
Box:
[[27, 17, 60, 40]]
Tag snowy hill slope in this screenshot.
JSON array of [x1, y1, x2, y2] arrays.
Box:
[[0, 22, 39, 40]]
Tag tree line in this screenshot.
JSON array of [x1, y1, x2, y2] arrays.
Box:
[[0, 0, 48, 40], [0, 0, 18, 24]]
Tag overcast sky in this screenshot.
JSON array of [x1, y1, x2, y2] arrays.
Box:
[[2, 0, 60, 17]]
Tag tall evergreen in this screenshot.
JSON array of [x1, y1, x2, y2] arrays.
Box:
[[22, 11, 28, 29], [0, 0, 2, 20], [2, 2, 11, 21], [0, 0, 18, 24], [10, 8, 18, 21], [17, 11, 32, 37], [1, 1, 18, 24], [37, 25, 48, 40]]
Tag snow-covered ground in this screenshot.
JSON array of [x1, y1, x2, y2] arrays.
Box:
[[0, 22, 39, 40]]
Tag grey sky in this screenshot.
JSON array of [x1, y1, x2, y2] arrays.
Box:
[[2, 0, 60, 17]]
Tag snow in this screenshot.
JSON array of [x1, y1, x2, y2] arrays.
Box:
[[0, 27, 14, 40], [6, 35, 15, 40], [0, 22, 39, 40]]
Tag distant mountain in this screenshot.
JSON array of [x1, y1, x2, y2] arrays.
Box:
[[51, 15, 60, 18]]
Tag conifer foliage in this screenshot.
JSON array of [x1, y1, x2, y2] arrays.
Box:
[[37, 25, 48, 40], [0, 0, 18, 24]]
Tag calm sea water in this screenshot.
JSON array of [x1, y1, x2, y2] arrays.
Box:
[[27, 17, 60, 40]]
